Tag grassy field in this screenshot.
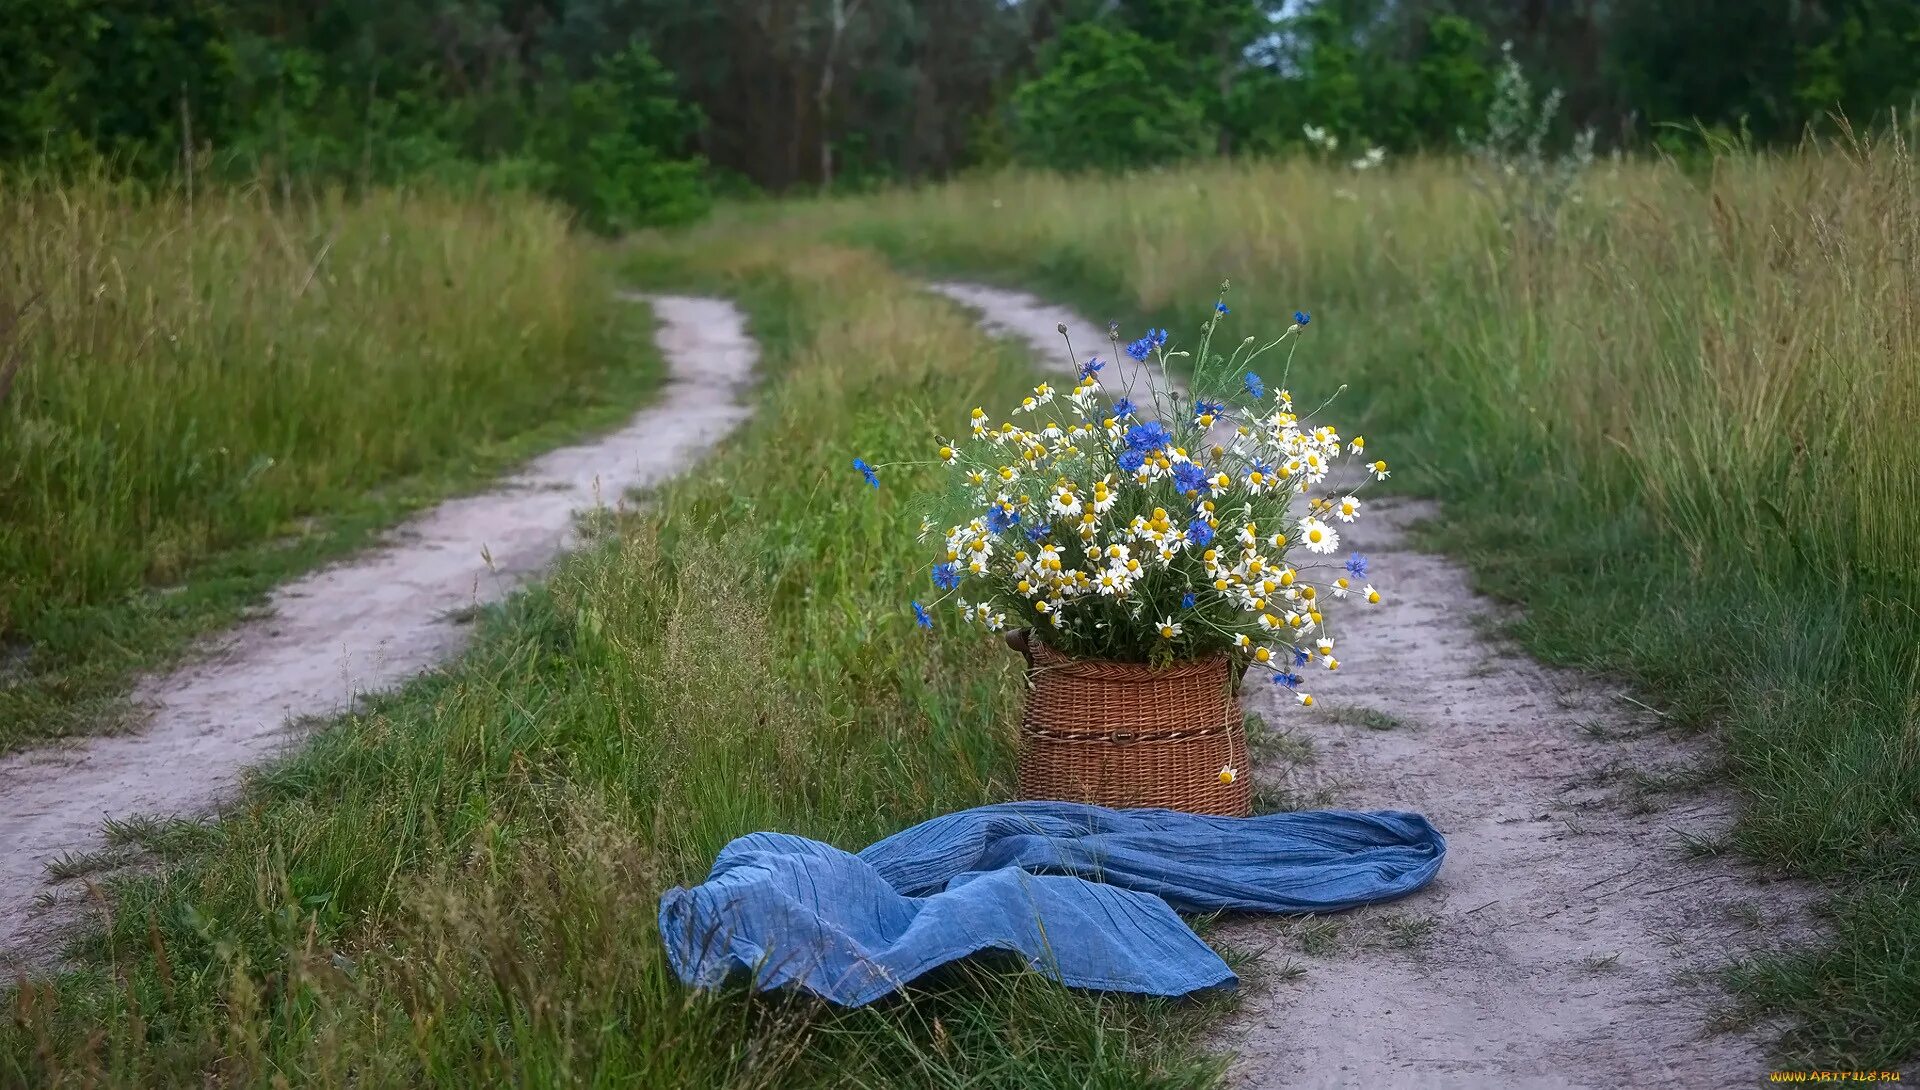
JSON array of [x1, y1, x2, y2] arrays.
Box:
[[0, 177, 660, 753], [4, 246, 1227, 1087], [7, 139, 1915, 1082], [742, 140, 1914, 1064]]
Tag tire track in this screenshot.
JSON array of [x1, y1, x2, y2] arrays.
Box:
[[0, 294, 757, 966], [931, 280, 1814, 1089]]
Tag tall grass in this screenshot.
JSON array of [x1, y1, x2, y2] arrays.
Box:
[[745, 139, 1919, 1063], [0, 176, 655, 751], [2, 248, 1224, 1087]]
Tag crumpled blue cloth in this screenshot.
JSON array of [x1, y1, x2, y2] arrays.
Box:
[[658, 802, 1444, 1007]]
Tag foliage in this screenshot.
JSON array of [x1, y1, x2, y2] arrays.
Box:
[[1609, 0, 1920, 142], [530, 41, 711, 233], [3, 0, 1917, 201], [0, 0, 235, 172], [0, 2, 710, 226], [1007, 23, 1213, 171], [1408, 16, 1499, 146]]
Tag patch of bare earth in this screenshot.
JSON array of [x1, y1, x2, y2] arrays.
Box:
[[0, 294, 756, 969], [932, 281, 1815, 1090]]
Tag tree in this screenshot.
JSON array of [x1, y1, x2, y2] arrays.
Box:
[[1793, 0, 1920, 128], [532, 41, 711, 232], [1409, 15, 1497, 147], [0, 0, 235, 171], [1008, 22, 1214, 171], [1607, 0, 1805, 140]]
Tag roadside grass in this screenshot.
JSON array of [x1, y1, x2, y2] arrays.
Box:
[[0, 177, 662, 753], [2, 247, 1228, 1087], [682, 141, 1920, 1064]]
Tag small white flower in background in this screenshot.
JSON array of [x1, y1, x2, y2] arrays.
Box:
[[1351, 147, 1386, 171], [1157, 617, 1183, 639], [1303, 124, 1339, 152]]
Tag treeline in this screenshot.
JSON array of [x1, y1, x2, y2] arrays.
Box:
[[3, 0, 1916, 225]]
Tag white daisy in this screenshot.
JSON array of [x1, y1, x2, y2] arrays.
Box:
[[1298, 517, 1340, 554]]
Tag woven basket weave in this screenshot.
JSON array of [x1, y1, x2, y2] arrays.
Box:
[[1007, 630, 1251, 816]]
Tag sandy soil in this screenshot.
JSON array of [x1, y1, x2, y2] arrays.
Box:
[[932, 282, 1813, 1089], [0, 294, 756, 966]]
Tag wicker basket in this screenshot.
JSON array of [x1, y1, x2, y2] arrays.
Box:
[[1006, 630, 1251, 816]]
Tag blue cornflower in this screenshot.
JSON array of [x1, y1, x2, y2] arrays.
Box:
[[1173, 463, 1208, 494], [1079, 355, 1105, 379], [853, 458, 879, 489], [1117, 448, 1146, 473], [1125, 421, 1173, 452], [912, 601, 933, 629], [1125, 336, 1152, 361], [1194, 398, 1225, 418], [1244, 371, 1265, 399], [1111, 397, 1137, 418], [1025, 525, 1049, 543], [1274, 671, 1303, 689], [1216, 302, 1229, 315], [1346, 553, 1369, 578], [932, 562, 962, 590], [1293, 647, 1311, 667], [1293, 310, 1311, 327], [986, 504, 1021, 534], [1186, 519, 1215, 546], [1182, 592, 1197, 609], [1149, 328, 1168, 347]]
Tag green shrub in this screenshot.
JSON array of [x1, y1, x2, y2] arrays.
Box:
[[1007, 24, 1213, 172], [532, 41, 712, 233]]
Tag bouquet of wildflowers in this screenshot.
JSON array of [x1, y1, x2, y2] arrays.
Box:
[[856, 286, 1388, 709]]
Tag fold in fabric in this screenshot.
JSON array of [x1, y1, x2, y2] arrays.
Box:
[[658, 801, 1445, 1007]]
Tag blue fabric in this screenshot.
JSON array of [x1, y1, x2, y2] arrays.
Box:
[[659, 802, 1444, 1007]]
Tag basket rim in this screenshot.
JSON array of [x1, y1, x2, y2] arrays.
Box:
[[1022, 632, 1232, 679]]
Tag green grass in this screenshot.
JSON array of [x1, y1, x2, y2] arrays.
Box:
[[3, 246, 1229, 1087], [13, 140, 1917, 1081], [0, 177, 663, 753], [661, 141, 1920, 1065]]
